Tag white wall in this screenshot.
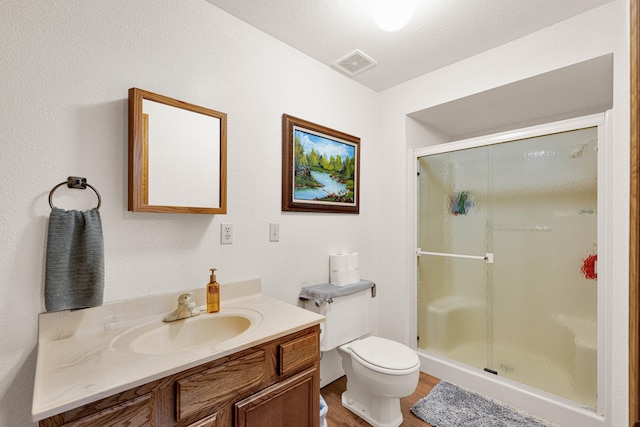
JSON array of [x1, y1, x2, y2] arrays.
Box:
[[378, 1, 629, 425], [0, 0, 631, 425], [0, 1, 379, 425]]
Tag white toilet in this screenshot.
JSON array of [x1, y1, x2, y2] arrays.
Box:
[[305, 286, 420, 427]]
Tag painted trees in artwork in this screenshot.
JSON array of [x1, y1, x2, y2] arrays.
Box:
[[293, 134, 356, 203]]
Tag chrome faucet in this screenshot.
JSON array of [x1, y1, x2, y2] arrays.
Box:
[[163, 293, 201, 322]]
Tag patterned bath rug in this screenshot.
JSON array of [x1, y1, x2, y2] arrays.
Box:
[[411, 381, 558, 427]]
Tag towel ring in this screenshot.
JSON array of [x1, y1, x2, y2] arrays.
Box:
[[49, 176, 101, 210]]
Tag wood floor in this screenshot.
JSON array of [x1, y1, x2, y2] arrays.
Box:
[[320, 372, 440, 427]]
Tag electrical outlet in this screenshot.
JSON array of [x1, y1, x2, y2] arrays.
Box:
[[269, 223, 279, 242], [221, 223, 233, 244]]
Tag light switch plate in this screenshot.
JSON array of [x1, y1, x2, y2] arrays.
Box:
[[269, 223, 279, 242]]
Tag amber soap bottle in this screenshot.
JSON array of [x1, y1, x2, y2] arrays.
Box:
[[206, 268, 220, 313]]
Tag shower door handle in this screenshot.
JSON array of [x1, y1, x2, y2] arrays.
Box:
[[416, 249, 494, 264]]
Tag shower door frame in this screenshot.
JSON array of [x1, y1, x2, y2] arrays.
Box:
[[410, 112, 610, 420]]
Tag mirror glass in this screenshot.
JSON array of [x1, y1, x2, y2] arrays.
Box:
[[128, 88, 227, 214]]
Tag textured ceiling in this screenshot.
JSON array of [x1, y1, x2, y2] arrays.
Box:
[[206, 0, 613, 92]]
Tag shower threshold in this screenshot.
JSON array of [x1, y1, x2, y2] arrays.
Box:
[[417, 348, 603, 427]]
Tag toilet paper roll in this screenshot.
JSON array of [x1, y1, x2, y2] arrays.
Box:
[[330, 253, 348, 271], [347, 269, 360, 284], [330, 270, 350, 286], [347, 252, 359, 269]]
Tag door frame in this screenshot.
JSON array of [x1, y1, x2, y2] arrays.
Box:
[[629, 1, 640, 426], [412, 113, 607, 417]]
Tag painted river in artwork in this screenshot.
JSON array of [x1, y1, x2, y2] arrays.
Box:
[[294, 171, 347, 200]]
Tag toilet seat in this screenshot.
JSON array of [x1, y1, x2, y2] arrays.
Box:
[[350, 336, 419, 376]]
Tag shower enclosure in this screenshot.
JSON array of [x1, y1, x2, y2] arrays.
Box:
[[415, 115, 602, 411]]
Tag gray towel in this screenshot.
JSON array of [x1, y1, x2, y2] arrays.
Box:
[[299, 280, 376, 306], [45, 207, 104, 311]]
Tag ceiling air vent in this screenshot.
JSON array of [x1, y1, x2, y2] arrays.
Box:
[[333, 49, 377, 76]]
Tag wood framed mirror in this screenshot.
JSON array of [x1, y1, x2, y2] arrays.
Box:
[[128, 88, 227, 214]]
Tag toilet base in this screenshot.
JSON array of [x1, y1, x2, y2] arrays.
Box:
[[341, 390, 403, 427]]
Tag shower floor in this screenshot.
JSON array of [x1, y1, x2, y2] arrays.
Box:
[[434, 342, 596, 409]]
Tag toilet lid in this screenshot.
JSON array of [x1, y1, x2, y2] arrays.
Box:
[[350, 336, 419, 371]]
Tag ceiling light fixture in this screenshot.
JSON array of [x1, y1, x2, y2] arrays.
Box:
[[373, 0, 414, 32]]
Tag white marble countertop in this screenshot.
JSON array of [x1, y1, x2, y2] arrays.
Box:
[[31, 278, 324, 422]]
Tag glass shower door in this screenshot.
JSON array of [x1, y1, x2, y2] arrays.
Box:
[[489, 128, 598, 409], [416, 125, 598, 409], [416, 145, 493, 371]]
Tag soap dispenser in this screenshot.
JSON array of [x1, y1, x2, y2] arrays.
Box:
[[206, 268, 220, 313]]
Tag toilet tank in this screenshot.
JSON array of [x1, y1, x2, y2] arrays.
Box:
[[304, 287, 372, 352]]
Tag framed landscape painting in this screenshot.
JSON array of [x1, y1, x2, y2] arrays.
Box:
[[282, 114, 360, 214]]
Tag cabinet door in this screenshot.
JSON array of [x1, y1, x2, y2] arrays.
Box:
[[234, 367, 319, 427]]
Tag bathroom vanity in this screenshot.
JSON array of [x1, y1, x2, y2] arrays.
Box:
[[32, 279, 324, 427]]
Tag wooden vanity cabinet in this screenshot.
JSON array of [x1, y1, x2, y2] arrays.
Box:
[[39, 325, 320, 427]]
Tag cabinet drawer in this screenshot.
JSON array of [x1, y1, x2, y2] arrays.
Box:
[[185, 412, 219, 427], [176, 350, 266, 422], [46, 394, 152, 427], [279, 331, 319, 376]]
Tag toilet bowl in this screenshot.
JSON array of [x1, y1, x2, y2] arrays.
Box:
[[299, 282, 420, 426], [338, 336, 420, 427]]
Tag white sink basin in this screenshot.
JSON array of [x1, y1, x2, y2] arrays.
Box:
[[111, 308, 262, 355]]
